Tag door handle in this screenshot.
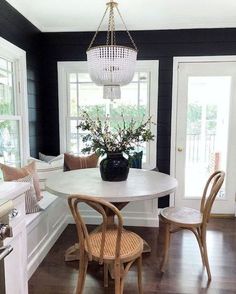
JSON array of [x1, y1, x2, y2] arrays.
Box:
[[177, 147, 183, 152]]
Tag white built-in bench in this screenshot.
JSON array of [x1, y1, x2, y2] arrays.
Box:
[[26, 191, 67, 279], [25, 155, 69, 279]]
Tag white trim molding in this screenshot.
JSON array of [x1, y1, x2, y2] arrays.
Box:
[[0, 37, 30, 165]]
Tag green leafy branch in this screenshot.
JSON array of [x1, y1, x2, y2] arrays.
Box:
[[77, 110, 155, 156]]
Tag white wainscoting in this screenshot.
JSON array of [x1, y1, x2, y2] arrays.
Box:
[[26, 195, 68, 279]]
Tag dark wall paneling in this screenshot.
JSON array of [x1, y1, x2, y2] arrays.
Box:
[[40, 28, 236, 207], [0, 0, 43, 158]]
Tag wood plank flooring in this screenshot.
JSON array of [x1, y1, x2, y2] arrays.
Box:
[[29, 218, 236, 294]]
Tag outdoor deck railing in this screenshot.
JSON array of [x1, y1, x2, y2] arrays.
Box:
[[186, 134, 216, 163]]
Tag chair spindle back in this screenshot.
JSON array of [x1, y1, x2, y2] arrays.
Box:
[[200, 171, 225, 223], [68, 195, 123, 263]]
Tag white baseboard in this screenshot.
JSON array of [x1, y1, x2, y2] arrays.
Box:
[[27, 215, 67, 280]]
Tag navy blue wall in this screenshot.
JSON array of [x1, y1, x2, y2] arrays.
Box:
[[0, 0, 43, 157]]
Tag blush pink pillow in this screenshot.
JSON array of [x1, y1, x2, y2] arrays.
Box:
[[0, 161, 43, 201]]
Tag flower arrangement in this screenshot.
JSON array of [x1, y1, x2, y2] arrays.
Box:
[[77, 111, 155, 156]]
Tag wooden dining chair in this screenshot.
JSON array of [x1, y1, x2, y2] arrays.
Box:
[[68, 195, 144, 294], [159, 170, 225, 280]]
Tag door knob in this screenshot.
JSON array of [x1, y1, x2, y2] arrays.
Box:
[[177, 147, 183, 152]]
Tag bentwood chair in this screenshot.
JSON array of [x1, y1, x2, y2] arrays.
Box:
[[159, 170, 225, 280], [68, 195, 143, 294]]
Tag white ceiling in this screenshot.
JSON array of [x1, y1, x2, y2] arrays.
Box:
[[6, 0, 236, 32]]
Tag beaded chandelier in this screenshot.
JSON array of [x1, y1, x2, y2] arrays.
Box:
[[87, 0, 138, 100]]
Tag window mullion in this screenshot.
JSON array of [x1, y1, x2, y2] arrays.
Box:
[[13, 60, 20, 115]]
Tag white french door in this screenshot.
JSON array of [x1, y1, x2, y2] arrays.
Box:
[[172, 60, 236, 214]]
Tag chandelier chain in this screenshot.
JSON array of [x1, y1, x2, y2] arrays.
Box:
[[88, 5, 109, 50], [106, 2, 116, 46], [115, 6, 137, 51], [87, 1, 136, 51]]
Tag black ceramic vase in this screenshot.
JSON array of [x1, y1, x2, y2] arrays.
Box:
[[100, 152, 129, 182]]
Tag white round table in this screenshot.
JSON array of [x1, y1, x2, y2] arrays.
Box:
[[46, 168, 178, 261], [46, 168, 178, 202]]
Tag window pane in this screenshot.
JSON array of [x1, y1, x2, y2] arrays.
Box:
[[69, 119, 79, 154], [78, 73, 91, 82], [78, 83, 105, 115], [69, 83, 78, 116], [0, 120, 21, 167], [69, 120, 90, 154], [67, 70, 151, 163], [0, 57, 15, 115], [139, 82, 148, 116]]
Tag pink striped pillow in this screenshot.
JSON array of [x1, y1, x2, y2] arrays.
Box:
[[14, 175, 42, 214], [0, 162, 42, 201]]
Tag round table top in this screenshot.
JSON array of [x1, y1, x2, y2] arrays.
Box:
[[46, 168, 178, 203]]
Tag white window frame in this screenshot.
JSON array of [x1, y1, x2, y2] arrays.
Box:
[[58, 60, 158, 169], [0, 37, 29, 165]]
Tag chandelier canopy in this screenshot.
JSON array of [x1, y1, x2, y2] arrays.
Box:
[[87, 1, 138, 100]]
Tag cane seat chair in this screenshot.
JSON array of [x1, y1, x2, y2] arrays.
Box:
[[68, 195, 143, 294], [159, 171, 225, 280]]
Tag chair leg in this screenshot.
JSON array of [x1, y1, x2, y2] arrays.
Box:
[[114, 261, 121, 294], [137, 255, 143, 294], [104, 263, 109, 288], [190, 228, 205, 267], [76, 255, 88, 294], [120, 261, 135, 294], [160, 221, 171, 273], [202, 234, 212, 281]]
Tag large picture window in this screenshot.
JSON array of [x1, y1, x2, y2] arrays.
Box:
[[58, 61, 158, 169], [0, 38, 29, 174]]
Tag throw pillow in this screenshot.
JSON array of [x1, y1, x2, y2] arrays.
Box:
[[14, 175, 42, 214], [129, 151, 143, 169], [28, 154, 64, 191], [39, 152, 56, 163], [64, 153, 98, 171], [0, 161, 42, 201]]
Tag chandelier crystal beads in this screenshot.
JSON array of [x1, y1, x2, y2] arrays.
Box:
[[86, 1, 138, 100]]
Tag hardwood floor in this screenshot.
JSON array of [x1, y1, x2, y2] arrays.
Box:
[[29, 218, 236, 294]]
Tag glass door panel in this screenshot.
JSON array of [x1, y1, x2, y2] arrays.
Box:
[[174, 61, 236, 214], [185, 76, 231, 198]]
